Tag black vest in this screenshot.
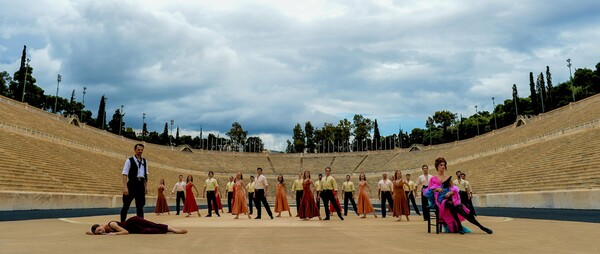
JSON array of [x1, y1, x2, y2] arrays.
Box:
[[128, 157, 147, 183]]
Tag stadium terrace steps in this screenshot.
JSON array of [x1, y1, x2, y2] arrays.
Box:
[[1, 94, 600, 197], [301, 155, 334, 172]]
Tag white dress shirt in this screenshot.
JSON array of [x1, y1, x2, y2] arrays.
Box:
[[378, 179, 392, 192], [121, 156, 148, 178], [255, 174, 268, 189], [415, 174, 433, 195], [172, 181, 186, 192]]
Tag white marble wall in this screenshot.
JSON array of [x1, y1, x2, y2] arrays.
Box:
[[2, 189, 598, 211], [472, 188, 600, 209], [0, 191, 204, 211]]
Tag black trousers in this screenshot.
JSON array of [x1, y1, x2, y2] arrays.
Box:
[[405, 191, 420, 214], [175, 191, 185, 214], [445, 201, 484, 231], [343, 192, 358, 215], [248, 192, 255, 214], [227, 192, 234, 213], [121, 181, 146, 223], [380, 191, 393, 218], [321, 190, 343, 220], [421, 186, 430, 220], [316, 192, 321, 209], [459, 191, 476, 216], [206, 191, 220, 216], [295, 190, 303, 213], [254, 189, 273, 219]]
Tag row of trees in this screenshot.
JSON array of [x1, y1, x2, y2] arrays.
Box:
[[1, 46, 267, 152], [286, 116, 398, 153], [286, 62, 600, 153], [0, 46, 93, 123], [142, 122, 265, 153]]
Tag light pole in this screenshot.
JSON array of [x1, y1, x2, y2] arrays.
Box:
[[142, 113, 146, 141], [170, 120, 174, 146], [54, 74, 61, 113], [492, 97, 497, 130], [119, 105, 124, 135], [21, 58, 30, 102], [475, 105, 480, 135], [567, 58, 575, 102], [80, 87, 86, 121]]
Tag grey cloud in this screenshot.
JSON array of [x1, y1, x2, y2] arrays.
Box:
[[1, 0, 599, 140]]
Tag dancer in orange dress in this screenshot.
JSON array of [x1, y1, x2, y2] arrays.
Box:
[[392, 170, 410, 221], [274, 174, 292, 217], [154, 179, 170, 215], [298, 170, 321, 220], [232, 172, 251, 219], [357, 173, 378, 218], [183, 175, 201, 217]]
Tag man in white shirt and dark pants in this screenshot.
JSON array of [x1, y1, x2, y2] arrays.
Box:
[[120, 144, 148, 223], [171, 175, 186, 215], [253, 167, 274, 219], [377, 173, 393, 218], [415, 165, 433, 221]]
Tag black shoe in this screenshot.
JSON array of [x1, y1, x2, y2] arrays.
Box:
[[205, 215, 212, 217], [270, 216, 274, 219], [481, 227, 493, 234], [254, 217, 261, 219], [176, 213, 180, 215], [216, 214, 221, 217], [458, 228, 465, 235], [323, 217, 330, 220], [340, 216, 344, 221]]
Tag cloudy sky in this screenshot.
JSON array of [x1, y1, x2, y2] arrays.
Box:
[[1, 0, 599, 150]]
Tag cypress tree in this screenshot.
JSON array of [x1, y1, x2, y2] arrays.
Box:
[[537, 72, 546, 113], [162, 122, 169, 145], [546, 66, 554, 109], [97, 95, 107, 130], [175, 127, 180, 145], [529, 72, 539, 114], [373, 119, 381, 150]]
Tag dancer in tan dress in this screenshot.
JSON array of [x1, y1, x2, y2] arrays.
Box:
[[357, 173, 378, 218], [274, 174, 292, 217], [392, 170, 410, 221], [232, 172, 251, 219], [154, 179, 170, 215]]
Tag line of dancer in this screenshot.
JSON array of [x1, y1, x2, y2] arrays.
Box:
[[117, 145, 490, 235], [150, 167, 429, 222]]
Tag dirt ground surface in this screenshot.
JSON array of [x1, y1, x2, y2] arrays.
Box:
[[1, 209, 598, 254]]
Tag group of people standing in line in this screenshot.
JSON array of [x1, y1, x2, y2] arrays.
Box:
[[88, 144, 490, 235]]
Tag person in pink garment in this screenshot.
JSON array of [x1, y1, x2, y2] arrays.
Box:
[[425, 157, 492, 235]]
